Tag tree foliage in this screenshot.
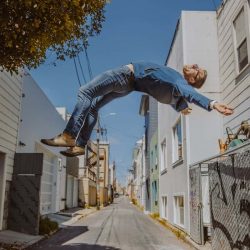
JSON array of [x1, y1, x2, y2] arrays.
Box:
[[0, 0, 107, 74]]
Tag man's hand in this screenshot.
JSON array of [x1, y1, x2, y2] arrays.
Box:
[[213, 103, 234, 116], [181, 107, 192, 115]]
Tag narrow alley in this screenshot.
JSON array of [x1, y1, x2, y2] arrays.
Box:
[[28, 196, 192, 250]]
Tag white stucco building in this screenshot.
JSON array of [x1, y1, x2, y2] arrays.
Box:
[[158, 11, 223, 234], [17, 73, 68, 215], [132, 137, 146, 209]]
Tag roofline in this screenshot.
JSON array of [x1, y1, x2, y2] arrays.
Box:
[[217, 0, 229, 18], [165, 18, 180, 65], [139, 95, 149, 116]]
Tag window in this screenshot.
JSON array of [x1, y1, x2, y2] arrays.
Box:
[[174, 196, 184, 227], [172, 118, 183, 163], [152, 181, 158, 206], [161, 196, 167, 219], [151, 150, 153, 172], [154, 145, 158, 169], [234, 7, 249, 72], [160, 139, 167, 172]]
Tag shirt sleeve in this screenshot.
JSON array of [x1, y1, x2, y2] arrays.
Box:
[[171, 97, 189, 112], [176, 80, 213, 111]]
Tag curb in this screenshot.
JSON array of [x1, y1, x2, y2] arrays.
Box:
[[60, 209, 98, 226]]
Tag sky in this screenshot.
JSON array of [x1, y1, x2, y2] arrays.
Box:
[[30, 0, 221, 185]]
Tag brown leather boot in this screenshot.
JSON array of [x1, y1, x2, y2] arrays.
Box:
[[41, 133, 75, 147], [60, 146, 85, 157]]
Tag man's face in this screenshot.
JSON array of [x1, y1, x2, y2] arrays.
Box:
[[183, 64, 206, 85]]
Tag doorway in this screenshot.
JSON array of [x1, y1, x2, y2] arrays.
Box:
[[0, 152, 6, 230]]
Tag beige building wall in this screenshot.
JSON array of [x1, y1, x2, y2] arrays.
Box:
[[79, 178, 97, 206], [0, 70, 23, 229], [99, 142, 109, 205], [78, 144, 97, 207], [99, 142, 110, 188]]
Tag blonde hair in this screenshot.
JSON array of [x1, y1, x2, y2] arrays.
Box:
[[193, 70, 207, 89]]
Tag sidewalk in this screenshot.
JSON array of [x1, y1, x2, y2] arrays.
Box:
[[48, 206, 97, 228], [0, 230, 43, 250], [0, 207, 97, 249]]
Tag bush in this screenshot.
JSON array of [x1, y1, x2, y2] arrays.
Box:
[[131, 198, 137, 205], [39, 217, 59, 235], [150, 212, 160, 219]]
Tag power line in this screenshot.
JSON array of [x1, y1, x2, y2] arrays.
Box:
[[77, 54, 87, 84], [84, 43, 93, 80], [73, 57, 81, 87], [211, 0, 217, 10]]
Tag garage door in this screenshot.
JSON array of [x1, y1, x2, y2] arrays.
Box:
[[36, 144, 58, 215], [66, 175, 78, 208]]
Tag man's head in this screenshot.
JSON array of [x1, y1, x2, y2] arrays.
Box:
[[183, 64, 207, 88]]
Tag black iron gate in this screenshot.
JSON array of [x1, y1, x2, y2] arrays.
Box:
[[7, 153, 43, 235]]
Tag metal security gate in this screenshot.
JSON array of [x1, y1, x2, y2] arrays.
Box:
[[36, 144, 58, 215], [189, 164, 204, 244], [8, 153, 43, 235], [209, 148, 250, 250]]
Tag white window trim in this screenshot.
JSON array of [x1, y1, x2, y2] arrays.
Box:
[[171, 116, 183, 164], [161, 195, 168, 219], [173, 193, 185, 228], [232, 0, 250, 76], [0, 150, 7, 230], [160, 138, 167, 173]]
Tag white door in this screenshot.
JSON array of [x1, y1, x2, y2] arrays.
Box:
[[66, 175, 73, 208], [73, 178, 78, 207], [0, 152, 6, 229], [36, 144, 58, 215]]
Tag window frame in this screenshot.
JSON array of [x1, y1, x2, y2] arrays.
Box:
[[172, 116, 183, 165], [232, 1, 250, 77], [160, 138, 167, 173], [173, 195, 185, 228], [161, 196, 168, 219]]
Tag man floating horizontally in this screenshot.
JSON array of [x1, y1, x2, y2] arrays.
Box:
[[41, 62, 234, 157]]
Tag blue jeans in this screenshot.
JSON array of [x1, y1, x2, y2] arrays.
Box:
[[64, 65, 134, 147]]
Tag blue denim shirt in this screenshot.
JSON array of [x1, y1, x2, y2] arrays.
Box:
[[132, 62, 212, 112]]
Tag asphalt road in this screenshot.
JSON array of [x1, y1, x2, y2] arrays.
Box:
[[28, 196, 193, 250]]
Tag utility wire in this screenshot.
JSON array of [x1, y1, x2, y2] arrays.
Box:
[[84, 43, 93, 80], [77, 54, 87, 84], [73, 57, 81, 87], [211, 0, 217, 10]]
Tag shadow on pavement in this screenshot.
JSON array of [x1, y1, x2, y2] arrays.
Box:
[[26, 225, 120, 250], [28, 243, 120, 250], [27, 226, 88, 249]]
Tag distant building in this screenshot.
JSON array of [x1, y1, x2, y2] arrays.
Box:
[[150, 130, 159, 214], [99, 142, 110, 206], [139, 95, 151, 213], [148, 97, 159, 214], [79, 142, 97, 207], [108, 161, 116, 201]]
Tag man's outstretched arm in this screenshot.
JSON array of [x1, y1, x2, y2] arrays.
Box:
[[176, 80, 234, 115], [212, 102, 234, 116]]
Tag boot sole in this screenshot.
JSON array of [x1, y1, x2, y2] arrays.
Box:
[[60, 151, 85, 157], [41, 139, 75, 147]]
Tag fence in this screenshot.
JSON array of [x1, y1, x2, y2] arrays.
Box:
[[189, 141, 250, 249]]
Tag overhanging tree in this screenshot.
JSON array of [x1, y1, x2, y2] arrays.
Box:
[[0, 0, 107, 74]]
